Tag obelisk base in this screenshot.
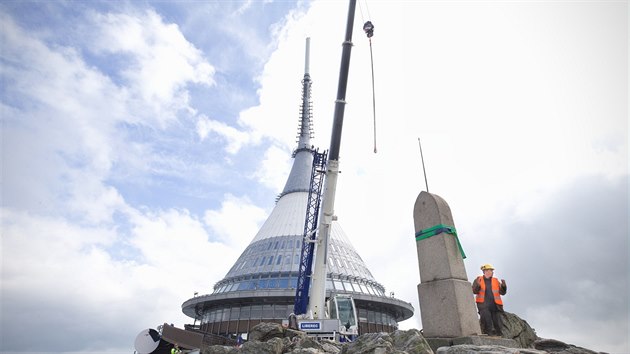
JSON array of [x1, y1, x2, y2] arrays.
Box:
[[418, 278, 481, 338]]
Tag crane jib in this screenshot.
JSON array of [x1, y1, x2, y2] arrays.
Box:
[[306, 0, 357, 321]]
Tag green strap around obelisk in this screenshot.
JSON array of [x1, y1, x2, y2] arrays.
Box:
[[415, 224, 467, 259]]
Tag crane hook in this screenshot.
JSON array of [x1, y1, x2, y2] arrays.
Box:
[[363, 21, 374, 38]]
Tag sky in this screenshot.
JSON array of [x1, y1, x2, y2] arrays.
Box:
[[0, 0, 627, 353]]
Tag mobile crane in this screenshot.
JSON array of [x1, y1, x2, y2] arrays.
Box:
[[290, 0, 360, 341]]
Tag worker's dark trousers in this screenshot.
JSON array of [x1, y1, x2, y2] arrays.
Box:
[[477, 303, 504, 336]]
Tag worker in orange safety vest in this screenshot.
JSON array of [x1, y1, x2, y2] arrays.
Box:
[[472, 263, 507, 336]]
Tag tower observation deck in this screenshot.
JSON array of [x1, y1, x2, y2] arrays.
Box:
[[181, 38, 413, 338]]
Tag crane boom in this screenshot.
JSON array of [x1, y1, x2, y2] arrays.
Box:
[[307, 0, 357, 320]]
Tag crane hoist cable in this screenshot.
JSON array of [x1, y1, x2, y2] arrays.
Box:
[[363, 20, 377, 154], [358, 1, 377, 153]]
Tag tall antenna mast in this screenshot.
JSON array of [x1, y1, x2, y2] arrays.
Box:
[[296, 37, 313, 148], [305, 37, 310, 74]]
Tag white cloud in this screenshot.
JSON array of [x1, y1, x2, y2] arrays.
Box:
[[0, 8, 246, 352], [236, 5, 325, 150], [0, 206, 239, 353], [525, 304, 629, 354], [1, 15, 130, 222], [196, 115, 256, 154], [90, 9, 215, 124], [254, 145, 293, 191], [128, 208, 239, 297], [234, 0, 253, 16], [1, 209, 125, 351], [203, 194, 268, 250], [1, 7, 224, 220]]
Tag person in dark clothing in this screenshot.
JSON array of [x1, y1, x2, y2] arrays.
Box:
[[472, 263, 507, 336], [288, 313, 299, 330]]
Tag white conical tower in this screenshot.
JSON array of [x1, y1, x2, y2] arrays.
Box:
[[182, 38, 413, 336]]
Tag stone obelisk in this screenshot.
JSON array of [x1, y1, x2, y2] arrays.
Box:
[[413, 191, 481, 338]]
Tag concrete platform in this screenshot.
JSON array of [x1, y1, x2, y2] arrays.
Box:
[[426, 335, 520, 353]]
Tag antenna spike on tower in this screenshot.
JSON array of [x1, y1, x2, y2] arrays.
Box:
[[305, 37, 311, 75]]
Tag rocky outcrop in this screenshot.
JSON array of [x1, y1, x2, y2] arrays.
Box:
[[200, 321, 601, 354], [247, 322, 292, 342], [201, 323, 431, 354], [339, 332, 395, 353], [391, 329, 434, 354], [201, 323, 341, 354], [500, 312, 539, 348], [339, 329, 432, 354], [239, 337, 284, 354], [437, 345, 547, 354], [533, 338, 601, 354], [201, 346, 235, 354]]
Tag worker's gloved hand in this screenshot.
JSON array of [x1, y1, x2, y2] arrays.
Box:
[[471, 278, 481, 293], [501, 279, 506, 286]]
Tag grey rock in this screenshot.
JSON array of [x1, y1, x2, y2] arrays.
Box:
[[500, 312, 539, 348], [287, 328, 309, 340], [390, 329, 433, 354], [451, 336, 519, 348], [238, 336, 284, 354], [199, 322, 601, 354], [533, 338, 600, 354], [294, 336, 325, 351], [282, 336, 296, 351], [340, 332, 396, 354], [248, 322, 286, 342], [320, 339, 343, 354], [534, 338, 570, 352], [425, 337, 452, 353], [288, 348, 330, 354], [201, 345, 237, 354], [436, 344, 546, 354]]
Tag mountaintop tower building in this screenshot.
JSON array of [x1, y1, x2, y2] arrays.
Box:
[[181, 38, 413, 338]]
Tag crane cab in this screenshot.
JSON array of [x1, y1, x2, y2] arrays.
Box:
[[327, 294, 358, 340]]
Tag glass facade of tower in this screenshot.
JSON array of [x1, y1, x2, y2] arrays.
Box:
[[213, 233, 385, 296], [182, 214, 414, 337], [185, 293, 407, 337]]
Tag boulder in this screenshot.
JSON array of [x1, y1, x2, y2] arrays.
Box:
[[500, 312, 539, 348], [436, 344, 546, 354], [340, 330, 433, 354], [283, 336, 341, 354], [238, 336, 284, 354], [288, 349, 330, 354], [340, 332, 395, 354], [292, 336, 325, 352], [319, 339, 343, 354], [202, 322, 340, 354], [533, 338, 600, 354], [287, 328, 309, 340], [201, 345, 237, 354], [248, 322, 286, 342], [390, 329, 433, 354]]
